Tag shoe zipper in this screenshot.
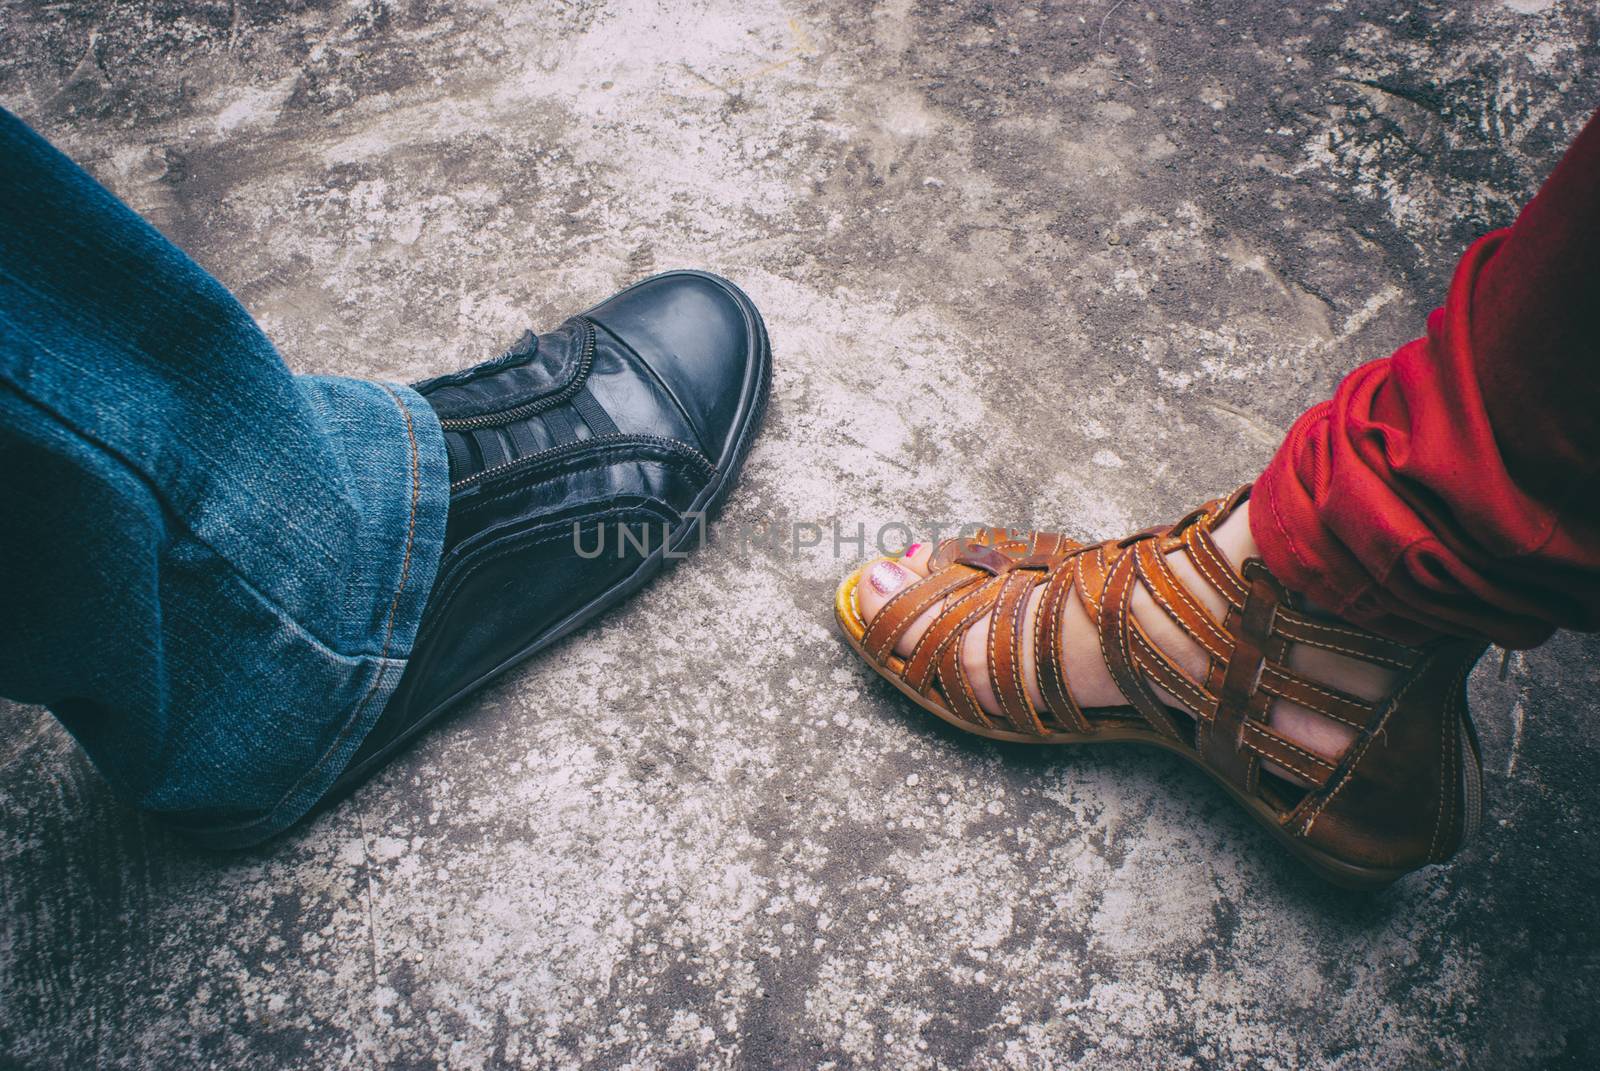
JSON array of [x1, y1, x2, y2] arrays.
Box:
[[436, 317, 598, 432], [450, 433, 716, 493]]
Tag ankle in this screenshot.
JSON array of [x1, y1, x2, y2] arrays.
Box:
[[1209, 497, 1261, 575]]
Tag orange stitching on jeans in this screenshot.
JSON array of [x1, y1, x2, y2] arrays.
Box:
[[313, 386, 425, 758], [370, 386, 423, 670], [232, 384, 427, 835]]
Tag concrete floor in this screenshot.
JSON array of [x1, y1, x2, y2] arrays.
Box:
[[3, 1, 1599, 1067]]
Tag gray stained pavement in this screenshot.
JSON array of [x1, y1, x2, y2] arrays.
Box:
[[2, 1, 1598, 1068]]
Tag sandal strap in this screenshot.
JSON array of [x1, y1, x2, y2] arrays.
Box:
[[903, 574, 1007, 693], [868, 534, 1091, 737], [859, 491, 1415, 779], [1259, 664, 1374, 730], [1073, 489, 1419, 795], [1094, 545, 1189, 743], [988, 569, 1047, 734], [1243, 720, 1340, 784], [1128, 621, 1216, 721], [1029, 531, 1075, 557], [852, 487, 1439, 813], [1182, 520, 1248, 610], [1197, 559, 1287, 789], [1033, 561, 1091, 734], [1134, 540, 1231, 661], [937, 630, 993, 729], [1273, 611, 1421, 670], [863, 566, 983, 662]]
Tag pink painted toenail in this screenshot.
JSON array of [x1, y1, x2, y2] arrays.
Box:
[[904, 543, 923, 559], [868, 560, 908, 596]]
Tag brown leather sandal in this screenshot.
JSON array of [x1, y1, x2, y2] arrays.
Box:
[[834, 487, 1487, 889]]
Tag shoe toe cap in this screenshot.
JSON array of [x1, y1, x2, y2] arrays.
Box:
[[585, 272, 767, 462]]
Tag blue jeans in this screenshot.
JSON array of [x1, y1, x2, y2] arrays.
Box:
[[0, 110, 451, 847]]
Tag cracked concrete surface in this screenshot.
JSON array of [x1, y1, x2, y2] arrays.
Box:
[[3, 1, 1599, 1067]]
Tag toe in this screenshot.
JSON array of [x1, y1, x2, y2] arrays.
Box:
[[901, 541, 933, 576], [857, 559, 916, 626], [857, 558, 944, 659]]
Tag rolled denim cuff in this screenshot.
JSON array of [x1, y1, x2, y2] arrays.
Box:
[[170, 377, 449, 848]]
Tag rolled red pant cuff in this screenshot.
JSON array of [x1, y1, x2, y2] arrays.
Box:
[[1249, 230, 1577, 650]]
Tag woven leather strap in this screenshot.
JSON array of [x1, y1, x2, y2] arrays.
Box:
[[858, 488, 1428, 800], [1075, 491, 1423, 795], [862, 534, 1087, 739]]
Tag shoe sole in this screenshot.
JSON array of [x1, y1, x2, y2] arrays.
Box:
[[326, 270, 772, 802], [833, 560, 1412, 891]]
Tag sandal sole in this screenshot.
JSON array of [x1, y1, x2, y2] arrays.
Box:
[[833, 561, 1408, 891]]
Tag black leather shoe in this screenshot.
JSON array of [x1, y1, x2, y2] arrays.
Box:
[[329, 271, 770, 797]]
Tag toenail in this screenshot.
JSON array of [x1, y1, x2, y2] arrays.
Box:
[[904, 543, 923, 559], [868, 560, 908, 596]]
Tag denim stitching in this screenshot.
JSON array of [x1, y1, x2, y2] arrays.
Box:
[[0, 371, 388, 661], [183, 384, 426, 841]]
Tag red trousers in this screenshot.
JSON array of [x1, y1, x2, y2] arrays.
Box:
[[1251, 108, 1600, 650]]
